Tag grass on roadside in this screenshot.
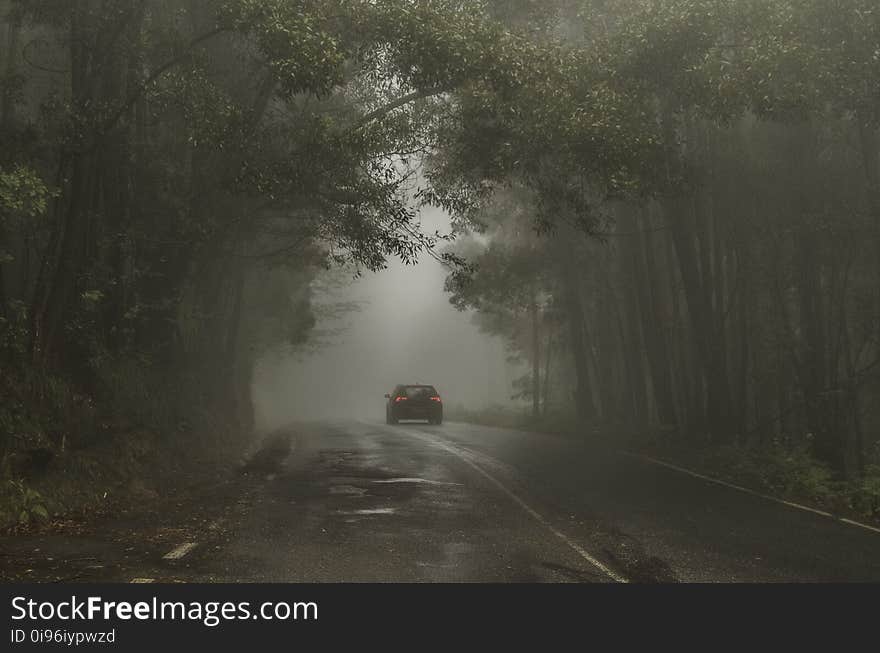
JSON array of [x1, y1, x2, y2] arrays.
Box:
[[0, 357, 253, 534]]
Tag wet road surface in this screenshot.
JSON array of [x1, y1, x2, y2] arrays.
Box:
[[2, 420, 879, 582]]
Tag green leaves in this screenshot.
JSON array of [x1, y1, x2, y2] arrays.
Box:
[[1, 479, 51, 531], [0, 165, 51, 222], [220, 0, 349, 97], [602, 0, 880, 125]]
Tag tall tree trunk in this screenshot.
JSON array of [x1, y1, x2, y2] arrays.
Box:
[[31, 2, 95, 366], [0, 11, 21, 316], [0, 226, 6, 317], [601, 248, 644, 425], [616, 236, 649, 429], [664, 196, 732, 442], [1, 9, 20, 129], [32, 152, 97, 366], [623, 207, 678, 429], [559, 236, 594, 424], [797, 230, 839, 469], [529, 297, 540, 419], [542, 332, 552, 416]]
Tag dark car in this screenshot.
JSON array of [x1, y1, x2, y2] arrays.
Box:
[[385, 385, 443, 425]]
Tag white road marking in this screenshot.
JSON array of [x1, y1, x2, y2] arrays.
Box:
[[130, 578, 155, 583], [840, 518, 880, 534], [162, 542, 197, 560], [409, 432, 627, 583], [621, 452, 880, 535]]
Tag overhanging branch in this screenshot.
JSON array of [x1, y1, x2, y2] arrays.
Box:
[[351, 87, 446, 131]]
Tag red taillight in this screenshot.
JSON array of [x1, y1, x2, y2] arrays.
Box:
[[430, 396, 441, 402], [395, 396, 407, 402]]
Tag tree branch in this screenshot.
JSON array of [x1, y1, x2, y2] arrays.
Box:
[[351, 87, 445, 131], [101, 26, 232, 135]]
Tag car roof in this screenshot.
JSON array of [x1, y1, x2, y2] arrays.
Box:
[[395, 384, 438, 390]]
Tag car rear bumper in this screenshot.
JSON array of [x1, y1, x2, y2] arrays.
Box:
[[391, 406, 442, 421]]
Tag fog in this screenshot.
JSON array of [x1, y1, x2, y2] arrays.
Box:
[[252, 207, 516, 429], [4, 0, 880, 589]]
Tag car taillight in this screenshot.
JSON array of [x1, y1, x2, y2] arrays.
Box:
[[430, 396, 441, 402], [395, 396, 407, 402]]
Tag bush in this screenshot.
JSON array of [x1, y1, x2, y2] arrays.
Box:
[[702, 444, 836, 503], [849, 466, 880, 520], [763, 446, 836, 504], [698, 444, 880, 521], [0, 478, 50, 531]]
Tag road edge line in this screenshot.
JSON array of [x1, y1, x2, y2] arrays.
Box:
[[620, 451, 880, 535], [413, 432, 629, 583]]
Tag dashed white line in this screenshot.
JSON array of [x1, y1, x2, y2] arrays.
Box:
[[130, 578, 155, 584], [408, 431, 628, 583], [162, 542, 197, 560], [622, 452, 880, 535]]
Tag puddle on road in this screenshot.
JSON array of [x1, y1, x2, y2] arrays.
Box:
[[329, 485, 368, 497], [337, 508, 398, 516], [372, 478, 461, 486]]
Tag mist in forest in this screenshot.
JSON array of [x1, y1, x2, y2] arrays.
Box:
[[2, 0, 880, 548], [252, 207, 515, 428]]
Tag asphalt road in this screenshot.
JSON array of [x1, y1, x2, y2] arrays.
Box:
[[2, 420, 879, 583]]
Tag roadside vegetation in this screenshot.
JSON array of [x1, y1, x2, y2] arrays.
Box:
[[1, 1, 878, 529], [447, 405, 880, 524], [438, 1, 880, 522], [0, 0, 529, 529]]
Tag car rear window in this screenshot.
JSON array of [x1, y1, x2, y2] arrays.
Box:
[[402, 386, 437, 398]]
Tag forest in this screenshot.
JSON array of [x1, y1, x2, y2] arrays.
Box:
[[1, 0, 879, 528], [442, 1, 880, 512]]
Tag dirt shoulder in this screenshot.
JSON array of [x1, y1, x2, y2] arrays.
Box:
[[0, 430, 293, 582], [1, 420, 259, 535]]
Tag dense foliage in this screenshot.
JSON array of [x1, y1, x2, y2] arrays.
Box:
[[442, 0, 880, 492], [0, 0, 543, 499], [1, 0, 878, 522]]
